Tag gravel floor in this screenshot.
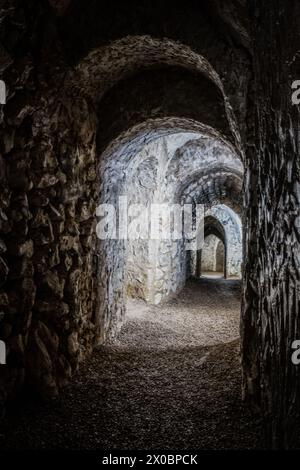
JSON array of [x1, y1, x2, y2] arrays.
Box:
[[123, 276, 241, 350], [0, 277, 263, 450]]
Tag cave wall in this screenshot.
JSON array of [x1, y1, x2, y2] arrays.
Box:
[[0, 1, 101, 400], [241, 0, 300, 447]]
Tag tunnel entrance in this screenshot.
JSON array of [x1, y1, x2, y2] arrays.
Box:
[[91, 96, 245, 447], [96, 122, 243, 340], [82, 39, 247, 451], [196, 206, 243, 281], [201, 234, 225, 278]]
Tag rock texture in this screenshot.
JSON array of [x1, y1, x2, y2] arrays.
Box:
[[0, 0, 298, 449], [241, 0, 300, 448]]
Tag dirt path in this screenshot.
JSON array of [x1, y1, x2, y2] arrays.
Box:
[[0, 278, 262, 450]]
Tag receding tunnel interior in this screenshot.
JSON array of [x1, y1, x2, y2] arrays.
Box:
[[201, 234, 225, 278], [0, 0, 299, 452], [96, 118, 244, 341], [0, 17, 255, 450]]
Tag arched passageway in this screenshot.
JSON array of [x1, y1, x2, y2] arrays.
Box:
[[201, 234, 225, 277], [96, 118, 243, 333], [202, 205, 242, 279]]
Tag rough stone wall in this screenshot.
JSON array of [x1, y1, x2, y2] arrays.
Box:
[[0, 1, 100, 400], [27, 94, 98, 396], [0, 0, 62, 402], [1, 86, 99, 398], [242, 0, 300, 447]]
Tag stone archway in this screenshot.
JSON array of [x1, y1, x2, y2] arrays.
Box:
[[201, 234, 221, 273], [206, 205, 242, 278], [201, 234, 225, 277], [96, 119, 243, 337], [0, 25, 244, 400]]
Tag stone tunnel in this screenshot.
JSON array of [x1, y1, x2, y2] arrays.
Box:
[[0, 0, 299, 452]]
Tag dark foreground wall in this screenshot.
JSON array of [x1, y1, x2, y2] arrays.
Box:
[[242, 0, 300, 447]]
